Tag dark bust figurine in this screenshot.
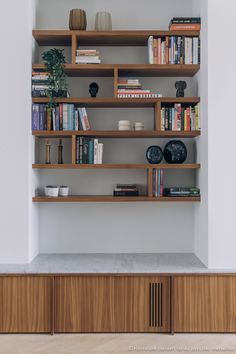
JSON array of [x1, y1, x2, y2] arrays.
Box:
[[175, 81, 187, 97], [89, 82, 99, 97]]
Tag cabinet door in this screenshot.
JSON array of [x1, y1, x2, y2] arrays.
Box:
[[174, 276, 236, 332], [0, 276, 52, 333], [55, 276, 170, 333]]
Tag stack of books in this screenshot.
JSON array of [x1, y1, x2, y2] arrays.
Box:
[[164, 187, 200, 197], [113, 184, 139, 197], [76, 137, 103, 164], [75, 49, 101, 64], [152, 169, 164, 197], [148, 35, 200, 64], [161, 103, 200, 131], [117, 77, 162, 98], [169, 17, 201, 31], [32, 104, 91, 131], [32, 71, 49, 97]]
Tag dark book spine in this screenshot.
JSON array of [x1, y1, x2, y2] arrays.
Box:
[[198, 37, 201, 64], [59, 104, 63, 131], [32, 104, 39, 130], [39, 104, 44, 130], [165, 108, 169, 131], [113, 191, 139, 197]]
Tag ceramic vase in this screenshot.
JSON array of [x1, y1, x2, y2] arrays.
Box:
[[95, 12, 112, 31], [69, 9, 87, 30]]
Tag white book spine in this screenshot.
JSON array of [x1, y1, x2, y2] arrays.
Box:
[[63, 104, 68, 131], [148, 36, 154, 64], [94, 139, 99, 164], [78, 107, 86, 130], [97, 143, 103, 164], [82, 107, 91, 130]]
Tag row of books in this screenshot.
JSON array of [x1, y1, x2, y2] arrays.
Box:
[[117, 77, 162, 99], [163, 187, 200, 197], [153, 169, 164, 197], [148, 36, 200, 65], [169, 17, 201, 31], [32, 104, 91, 131], [76, 137, 103, 164], [75, 49, 101, 64], [161, 104, 200, 131], [113, 184, 139, 197], [32, 71, 49, 97]]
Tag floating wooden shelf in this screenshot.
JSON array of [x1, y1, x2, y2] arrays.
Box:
[[32, 163, 200, 170], [32, 130, 200, 138], [32, 97, 200, 107], [32, 195, 201, 203], [33, 30, 201, 47], [33, 64, 200, 77]]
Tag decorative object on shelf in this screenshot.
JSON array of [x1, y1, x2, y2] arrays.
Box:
[[89, 82, 99, 97], [118, 120, 131, 131], [95, 11, 112, 31], [42, 48, 68, 107], [69, 9, 87, 30], [59, 186, 69, 197], [45, 140, 51, 164], [57, 139, 63, 164], [164, 140, 187, 164], [134, 122, 144, 131], [146, 146, 163, 164], [175, 81, 187, 97], [44, 186, 59, 197]]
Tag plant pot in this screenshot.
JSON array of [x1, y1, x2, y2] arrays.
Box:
[[44, 186, 59, 197], [69, 9, 87, 30], [59, 186, 69, 197], [95, 12, 112, 31]]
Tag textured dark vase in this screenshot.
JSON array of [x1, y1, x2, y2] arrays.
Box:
[[146, 146, 163, 164], [69, 9, 87, 30], [164, 140, 187, 164]]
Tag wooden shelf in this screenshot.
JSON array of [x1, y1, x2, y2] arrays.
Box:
[[32, 130, 200, 138], [32, 163, 200, 170], [33, 30, 201, 47], [33, 64, 200, 77], [32, 97, 200, 107], [32, 195, 201, 203]]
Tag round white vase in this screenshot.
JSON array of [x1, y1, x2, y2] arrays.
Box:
[[95, 12, 112, 31]]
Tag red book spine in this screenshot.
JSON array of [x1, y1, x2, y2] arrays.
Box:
[[157, 38, 161, 64], [186, 107, 191, 131]]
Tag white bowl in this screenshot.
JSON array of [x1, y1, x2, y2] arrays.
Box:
[[118, 126, 131, 131], [44, 187, 59, 197], [118, 120, 130, 125], [134, 126, 144, 131], [59, 186, 69, 197]]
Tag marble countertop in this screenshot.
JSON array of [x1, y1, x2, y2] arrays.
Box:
[[0, 253, 234, 274]]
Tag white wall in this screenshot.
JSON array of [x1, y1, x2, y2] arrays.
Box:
[[36, 0, 197, 254], [0, 0, 39, 263]]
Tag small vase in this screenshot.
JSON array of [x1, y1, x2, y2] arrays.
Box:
[[95, 12, 112, 31], [69, 9, 87, 30]]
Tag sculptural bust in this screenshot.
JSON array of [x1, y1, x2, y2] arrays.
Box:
[[89, 82, 99, 98], [175, 81, 187, 97]]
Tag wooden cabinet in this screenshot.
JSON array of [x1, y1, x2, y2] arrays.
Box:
[[0, 276, 52, 333], [174, 276, 236, 333], [54, 276, 170, 333]]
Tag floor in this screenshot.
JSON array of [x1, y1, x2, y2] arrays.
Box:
[[0, 334, 235, 354]]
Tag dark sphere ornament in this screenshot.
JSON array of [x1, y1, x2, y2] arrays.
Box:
[[175, 81, 187, 97], [146, 145, 163, 164], [89, 82, 99, 97], [164, 140, 187, 164]]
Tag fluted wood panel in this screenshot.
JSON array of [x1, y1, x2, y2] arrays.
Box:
[[174, 276, 236, 333], [0, 276, 51, 333], [55, 276, 170, 333]]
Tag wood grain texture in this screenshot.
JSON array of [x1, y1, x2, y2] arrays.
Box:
[[33, 64, 200, 77], [0, 277, 51, 333], [174, 276, 236, 333], [32, 30, 200, 46], [54, 276, 170, 333]]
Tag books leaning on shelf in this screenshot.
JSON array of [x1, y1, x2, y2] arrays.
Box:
[[113, 184, 139, 197], [75, 49, 101, 64], [117, 77, 162, 98], [76, 137, 103, 164], [152, 169, 164, 197], [32, 104, 91, 131], [148, 35, 200, 64], [164, 187, 200, 197], [161, 103, 200, 131], [169, 17, 201, 31], [32, 71, 49, 97]]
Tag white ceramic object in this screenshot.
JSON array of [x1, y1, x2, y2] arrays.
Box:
[[118, 125, 131, 131], [134, 126, 144, 131], [59, 186, 69, 197], [95, 12, 112, 31], [119, 120, 130, 125], [134, 122, 144, 131], [44, 186, 59, 197]]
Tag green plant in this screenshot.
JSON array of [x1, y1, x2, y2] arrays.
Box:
[[42, 48, 68, 107]]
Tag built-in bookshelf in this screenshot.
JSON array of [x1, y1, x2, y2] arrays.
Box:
[[32, 30, 201, 203]]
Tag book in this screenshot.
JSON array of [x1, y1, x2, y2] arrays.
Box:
[[78, 107, 91, 131], [164, 187, 200, 197], [171, 17, 201, 24], [32, 104, 39, 130], [169, 24, 201, 31], [113, 190, 139, 197], [161, 104, 200, 132]]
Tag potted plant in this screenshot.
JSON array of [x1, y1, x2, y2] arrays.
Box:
[[42, 48, 68, 107]]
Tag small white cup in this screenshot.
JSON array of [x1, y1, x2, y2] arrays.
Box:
[[59, 186, 69, 197], [44, 186, 59, 197]]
